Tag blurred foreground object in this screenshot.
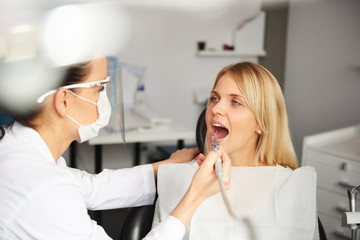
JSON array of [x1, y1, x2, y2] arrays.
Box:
[[0, 1, 130, 116], [40, 2, 130, 67]]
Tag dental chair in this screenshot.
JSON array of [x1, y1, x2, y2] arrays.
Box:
[[0, 111, 12, 125], [119, 205, 155, 240], [119, 108, 327, 240], [318, 218, 327, 240]]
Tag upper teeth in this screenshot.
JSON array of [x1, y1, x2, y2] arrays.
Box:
[[213, 123, 223, 127]]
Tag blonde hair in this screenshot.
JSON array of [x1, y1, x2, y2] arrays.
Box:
[[204, 62, 298, 169]]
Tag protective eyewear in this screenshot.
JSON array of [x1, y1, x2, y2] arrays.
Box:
[[37, 76, 110, 103]]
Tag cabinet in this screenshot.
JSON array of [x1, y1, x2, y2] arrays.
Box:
[[302, 124, 360, 240]]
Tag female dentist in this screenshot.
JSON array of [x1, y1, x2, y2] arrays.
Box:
[[0, 54, 231, 240]]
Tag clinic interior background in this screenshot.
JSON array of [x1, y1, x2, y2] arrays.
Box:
[[77, 1, 360, 237], [0, 0, 358, 239], [65, 0, 360, 173]]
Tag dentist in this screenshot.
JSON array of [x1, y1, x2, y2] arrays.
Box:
[[0, 55, 231, 240]]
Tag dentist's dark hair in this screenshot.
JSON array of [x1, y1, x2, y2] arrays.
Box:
[[0, 62, 90, 140]]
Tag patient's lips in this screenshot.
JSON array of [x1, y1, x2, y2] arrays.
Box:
[[211, 120, 229, 142]]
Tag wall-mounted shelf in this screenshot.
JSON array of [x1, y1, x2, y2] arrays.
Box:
[[196, 49, 266, 58]]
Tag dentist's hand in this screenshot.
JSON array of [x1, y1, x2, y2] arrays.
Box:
[[190, 147, 231, 200], [194, 153, 205, 166], [170, 147, 231, 227]]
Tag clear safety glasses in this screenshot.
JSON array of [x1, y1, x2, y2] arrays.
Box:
[[37, 76, 111, 103]]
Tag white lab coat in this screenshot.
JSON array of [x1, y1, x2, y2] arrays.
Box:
[[0, 122, 184, 239]]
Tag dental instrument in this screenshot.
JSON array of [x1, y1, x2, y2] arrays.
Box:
[[211, 133, 235, 218], [211, 132, 256, 240]]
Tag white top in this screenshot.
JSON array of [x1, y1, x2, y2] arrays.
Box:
[[0, 122, 185, 239], [153, 163, 319, 240]]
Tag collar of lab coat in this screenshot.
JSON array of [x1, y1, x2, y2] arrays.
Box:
[[11, 121, 57, 164]]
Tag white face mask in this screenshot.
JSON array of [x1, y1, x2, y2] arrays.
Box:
[[66, 86, 111, 143]]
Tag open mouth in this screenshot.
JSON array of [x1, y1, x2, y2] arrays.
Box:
[[212, 123, 229, 141]]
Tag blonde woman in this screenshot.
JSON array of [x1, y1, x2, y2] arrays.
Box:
[[153, 62, 318, 240]]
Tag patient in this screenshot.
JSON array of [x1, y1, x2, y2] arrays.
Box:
[[152, 62, 318, 240]]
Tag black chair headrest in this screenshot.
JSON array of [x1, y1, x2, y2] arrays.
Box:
[[195, 108, 207, 154]]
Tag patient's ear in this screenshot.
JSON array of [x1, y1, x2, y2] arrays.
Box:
[[255, 123, 263, 135], [54, 88, 70, 117]]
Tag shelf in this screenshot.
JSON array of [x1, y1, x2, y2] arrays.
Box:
[[196, 49, 266, 57]]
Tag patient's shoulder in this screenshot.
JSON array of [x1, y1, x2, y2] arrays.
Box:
[[296, 165, 316, 174], [274, 165, 317, 192], [276, 165, 317, 176], [289, 165, 317, 179]]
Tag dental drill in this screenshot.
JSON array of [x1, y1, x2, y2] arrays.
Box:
[[211, 132, 256, 240], [211, 133, 235, 218]]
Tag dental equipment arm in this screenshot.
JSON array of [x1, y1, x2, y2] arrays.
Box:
[[343, 185, 360, 240], [211, 133, 256, 240], [348, 187, 358, 213]]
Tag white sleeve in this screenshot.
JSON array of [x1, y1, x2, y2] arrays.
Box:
[[143, 216, 185, 240], [67, 164, 156, 210], [9, 177, 111, 240]]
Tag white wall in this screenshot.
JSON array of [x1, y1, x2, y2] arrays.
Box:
[[284, 0, 360, 160], [117, 2, 261, 130]]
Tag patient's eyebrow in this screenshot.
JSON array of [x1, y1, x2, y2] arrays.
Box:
[[229, 93, 243, 98], [211, 90, 244, 98]]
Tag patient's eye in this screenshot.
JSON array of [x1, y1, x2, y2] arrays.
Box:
[[232, 100, 241, 106], [210, 96, 219, 102]]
